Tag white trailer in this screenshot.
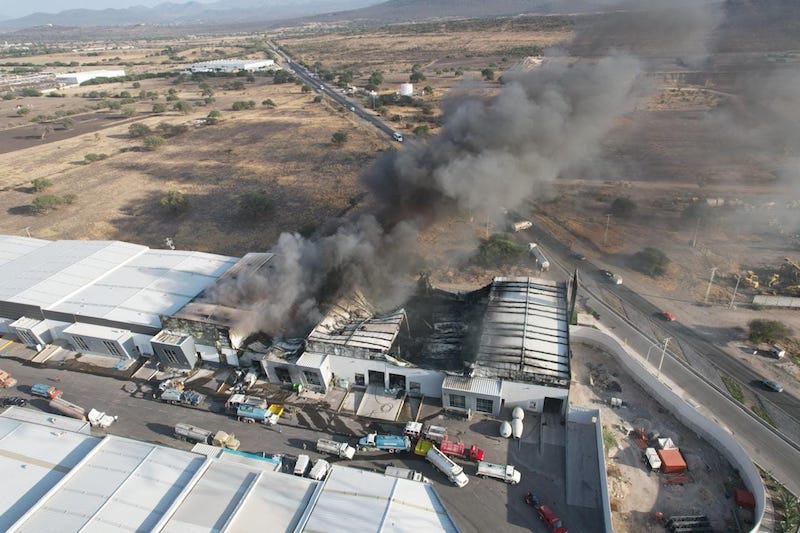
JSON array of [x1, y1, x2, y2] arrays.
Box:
[[528, 243, 550, 271], [426, 445, 469, 487], [644, 447, 662, 471], [476, 461, 521, 484], [294, 454, 310, 476], [308, 459, 330, 480], [316, 438, 356, 459], [175, 423, 213, 443], [385, 466, 430, 483], [87, 408, 117, 428]]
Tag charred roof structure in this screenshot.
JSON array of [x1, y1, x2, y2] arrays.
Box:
[[472, 277, 570, 387]]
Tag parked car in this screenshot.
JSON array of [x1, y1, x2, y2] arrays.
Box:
[[661, 311, 676, 321], [1, 397, 27, 407], [762, 380, 784, 393]]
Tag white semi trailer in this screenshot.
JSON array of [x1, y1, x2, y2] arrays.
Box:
[[426, 445, 469, 487], [316, 438, 356, 459]]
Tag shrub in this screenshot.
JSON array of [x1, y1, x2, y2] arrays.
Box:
[[16, 107, 29, 116], [20, 88, 42, 97], [262, 98, 276, 107], [238, 192, 272, 219], [313, 95, 322, 103], [31, 194, 73, 214], [481, 68, 495, 81], [610, 197, 637, 218], [232, 100, 256, 110], [413, 125, 430, 136], [143, 135, 166, 150], [331, 131, 348, 145], [173, 100, 192, 114], [748, 319, 791, 344], [631, 247, 669, 277], [160, 190, 189, 213], [84, 153, 108, 163], [128, 123, 151, 138], [410, 70, 426, 83], [31, 178, 52, 192], [475, 233, 525, 267], [301, 84, 311, 93], [152, 103, 167, 113]]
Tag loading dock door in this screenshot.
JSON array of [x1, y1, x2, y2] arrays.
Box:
[[368, 370, 385, 386], [388, 373, 406, 390], [274, 367, 292, 383], [543, 397, 563, 414]]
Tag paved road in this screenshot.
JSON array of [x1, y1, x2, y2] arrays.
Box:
[[524, 229, 800, 496]]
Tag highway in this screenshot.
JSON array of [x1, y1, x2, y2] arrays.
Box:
[[526, 227, 800, 495], [270, 44, 401, 142]]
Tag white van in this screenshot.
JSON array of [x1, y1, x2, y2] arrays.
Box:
[[308, 458, 330, 480], [293, 454, 310, 476], [392, 131, 403, 142]]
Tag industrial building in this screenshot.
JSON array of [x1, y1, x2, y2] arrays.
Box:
[[0, 407, 458, 532], [261, 277, 573, 417], [0, 236, 238, 364], [183, 59, 276, 74], [55, 69, 126, 86]]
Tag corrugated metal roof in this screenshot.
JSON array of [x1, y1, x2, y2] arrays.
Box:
[[442, 375, 503, 397], [303, 466, 459, 532], [63, 322, 132, 341], [296, 351, 328, 369], [475, 277, 570, 385], [0, 237, 237, 328], [307, 292, 405, 354], [2, 409, 460, 533]]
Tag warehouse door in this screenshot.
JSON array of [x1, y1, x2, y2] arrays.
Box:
[[543, 397, 563, 415], [368, 370, 385, 386]]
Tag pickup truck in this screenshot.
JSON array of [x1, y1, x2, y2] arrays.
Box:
[[476, 461, 521, 484], [357, 433, 411, 453]]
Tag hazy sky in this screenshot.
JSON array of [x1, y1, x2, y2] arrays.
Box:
[[0, 0, 216, 20]]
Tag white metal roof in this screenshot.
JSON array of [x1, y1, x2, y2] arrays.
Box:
[[303, 466, 459, 532], [296, 351, 328, 369], [0, 236, 237, 328], [442, 375, 503, 397], [475, 277, 570, 385], [2, 409, 459, 533], [63, 322, 132, 342]]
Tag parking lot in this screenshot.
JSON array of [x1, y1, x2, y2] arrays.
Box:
[[0, 339, 601, 532]]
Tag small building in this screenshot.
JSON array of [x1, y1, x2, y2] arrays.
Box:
[[151, 330, 197, 370], [183, 59, 275, 74], [55, 69, 126, 86], [441, 375, 503, 417]]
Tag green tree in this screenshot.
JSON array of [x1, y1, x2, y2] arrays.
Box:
[[454, 69, 463, 77], [122, 106, 136, 117], [423, 85, 434, 95], [132, 81, 141, 89], [31, 178, 52, 192], [301, 84, 312, 94], [232, 100, 256, 110], [238, 191, 272, 219], [31, 194, 74, 214], [481, 68, 495, 81], [143, 135, 166, 150], [313, 95, 322, 103], [273, 70, 295, 84], [173, 100, 192, 114], [413, 125, 430, 136], [262, 98, 276, 107], [205, 110, 221, 125], [152, 103, 167, 113], [20, 88, 42, 97], [610, 197, 637, 219], [369, 71, 384, 87], [632, 247, 670, 277], [748, 319, 791, 344], [475, 234, 525, 267], [331, 131, 348, 145], [410, 70, 426, 83], [199, 82, 214, 97], [160, 190, 189, 213], [129, 123, 152, 138]]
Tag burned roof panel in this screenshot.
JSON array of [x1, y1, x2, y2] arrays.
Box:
[[474, 277, 570, 385]]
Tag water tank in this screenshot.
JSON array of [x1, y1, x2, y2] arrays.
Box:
[[399, 83, 413, 96], [499, 421, 512, 438], [511, 418, 523, 439], [512, 407, 525, 420]]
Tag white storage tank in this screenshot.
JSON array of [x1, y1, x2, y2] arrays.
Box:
[[400, 83, 413, 96], [512, 407, 525, 420], [499, 421, 512, 438], [511, 418, 523, 439]]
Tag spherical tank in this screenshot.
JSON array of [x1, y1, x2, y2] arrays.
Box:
[[511, 406, 525, 420], [499, 421, 512, 438]]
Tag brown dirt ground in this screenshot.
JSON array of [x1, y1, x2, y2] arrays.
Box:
[[570, 342, 746, 532]]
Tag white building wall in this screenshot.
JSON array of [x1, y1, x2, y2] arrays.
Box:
[[501, 381, 569, 414], [197, 343, 220, 363], [325, 355, 444, 397], [132, 333, 155, 356], [441, 389, 503, 417]]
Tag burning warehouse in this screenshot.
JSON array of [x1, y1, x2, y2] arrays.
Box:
[[259, 275, 573, 417]]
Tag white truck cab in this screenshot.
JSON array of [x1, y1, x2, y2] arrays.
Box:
[[392, 131, 404, 142]]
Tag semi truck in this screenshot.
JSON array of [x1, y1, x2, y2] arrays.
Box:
[[159, 388, 205, 407], [440, 440, 485, 461], [528, 243, 550, 271], [225, 394, 267, 411], [31, 383, 63, 400], [173, 423, 240, 450], [316, 438, 356, 459], [236, 403, 279, 425], [49, 397, 86, 420], [357, 433, 411, 453], [87, 408, 117, 429], [426, 445, 469, 487], [0, 369, 17, 388], [476, 461, 522, 484], [385, 466, 429, 483]]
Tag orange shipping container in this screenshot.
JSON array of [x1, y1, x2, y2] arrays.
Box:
[[657, 448, 687, 474]]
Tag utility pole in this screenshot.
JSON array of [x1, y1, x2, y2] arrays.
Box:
[[657, 337, 671, 376], [691, 217, 701, 248], [603, 214, 612, 247], [704, 266, 718, 304], [729, 273, 741, 310]]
